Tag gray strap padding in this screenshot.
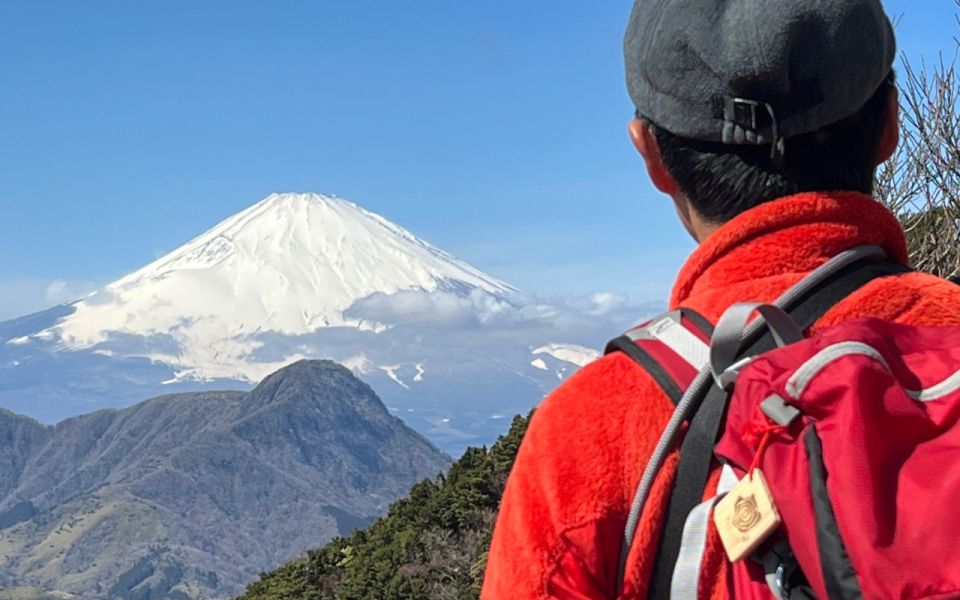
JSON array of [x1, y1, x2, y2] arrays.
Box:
[[711, 303, 803, 388], [627, 310, 710, 370], [785, 342, 888, 399], [649, 313, 711, 370], [785, 339, 960, 403], [670, 464, 739, 600], [907, 369, 960, 402]]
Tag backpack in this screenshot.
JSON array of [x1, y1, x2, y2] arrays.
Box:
[[606, 245, 960, 599]]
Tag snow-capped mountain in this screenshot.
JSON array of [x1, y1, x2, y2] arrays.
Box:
[[0, 193, 653, 454], [43, 193, 512, 382]]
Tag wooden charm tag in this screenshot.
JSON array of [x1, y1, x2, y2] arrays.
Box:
[[713, 469, 782, 562]]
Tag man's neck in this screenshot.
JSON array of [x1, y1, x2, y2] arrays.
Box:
[[687, 210, 721, 243]]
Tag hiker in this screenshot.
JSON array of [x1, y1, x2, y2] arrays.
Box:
[[482, 0, 960, 598]]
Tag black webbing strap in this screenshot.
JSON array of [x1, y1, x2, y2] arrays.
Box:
[[605, 336, 685, 405], [604, 309, 716, 407], [646, 258, 910, 599]]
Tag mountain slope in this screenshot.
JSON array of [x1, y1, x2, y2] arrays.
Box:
[[237, 413, 529, 600], [0, 360, 450, 599], [0, 191, 642, 455], [42, 192, 512, 384]]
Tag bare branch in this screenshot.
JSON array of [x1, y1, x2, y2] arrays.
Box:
[[875, 22, 960, 278]]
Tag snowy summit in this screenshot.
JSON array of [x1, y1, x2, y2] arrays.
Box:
[[0, 191, 635, 453], [46, 193, 513, 381]]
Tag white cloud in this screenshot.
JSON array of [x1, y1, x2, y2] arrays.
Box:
[[345, 288, 657, 338], [587, 292, 629, 315], [341, 353, 373, 374], [0, 279, 98, 321], [334, 288, 660, 373], [45, 280, 69, 302], [346, 289, 517, 328]]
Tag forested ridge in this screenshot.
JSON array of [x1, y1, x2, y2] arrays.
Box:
[[237, 414, 529, 600]]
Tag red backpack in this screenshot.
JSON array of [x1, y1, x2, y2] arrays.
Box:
[[607, 245, 960, 599]]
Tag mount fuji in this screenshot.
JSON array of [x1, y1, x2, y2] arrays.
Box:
[[49, 193, 513, 383], [0, 193, 650, 454]]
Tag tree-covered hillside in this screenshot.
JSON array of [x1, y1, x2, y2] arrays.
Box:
[[0, 360, 449, 600], [237, 414, 529, 600]]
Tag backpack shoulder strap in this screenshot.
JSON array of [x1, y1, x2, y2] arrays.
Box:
[[612, 245, 908, 596], [605, 309, 715, 405], [645, 256, 911, 600]]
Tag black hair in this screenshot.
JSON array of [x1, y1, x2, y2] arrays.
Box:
[[645, 73, 896, 224]]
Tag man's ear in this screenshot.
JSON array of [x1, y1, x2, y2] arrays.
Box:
[[875, 86, 900, 165], [628, 119, 679, 196]]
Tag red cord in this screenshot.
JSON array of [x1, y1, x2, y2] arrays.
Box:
[[741, 408, 787, 480]]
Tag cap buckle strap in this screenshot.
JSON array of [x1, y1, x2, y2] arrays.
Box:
[[726, 97, 786, 162]]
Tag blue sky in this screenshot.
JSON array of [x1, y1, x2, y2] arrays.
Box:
[[0, 0, 954, 320]]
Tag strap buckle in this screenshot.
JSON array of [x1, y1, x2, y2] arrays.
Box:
[[728, 98, 785, 161]]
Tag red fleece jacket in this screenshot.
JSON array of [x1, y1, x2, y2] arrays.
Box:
[[481, 192, 960, 599]]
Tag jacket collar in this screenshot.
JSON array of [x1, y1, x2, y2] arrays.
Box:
[[670, 192, 909, 308]]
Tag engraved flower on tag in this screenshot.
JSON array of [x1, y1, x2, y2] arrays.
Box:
[[733, 495, 762, 532]]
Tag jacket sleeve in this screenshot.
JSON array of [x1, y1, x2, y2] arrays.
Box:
[[480, 354, 673, 599]]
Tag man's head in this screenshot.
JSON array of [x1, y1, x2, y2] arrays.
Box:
[[623, 0, 898, 240]]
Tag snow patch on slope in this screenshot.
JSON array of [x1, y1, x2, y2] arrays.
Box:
[[532, 343, 601, 368], [379, 364, 410, 389]]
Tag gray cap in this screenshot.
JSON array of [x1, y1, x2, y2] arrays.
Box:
[[624, 0, 896, 148]]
